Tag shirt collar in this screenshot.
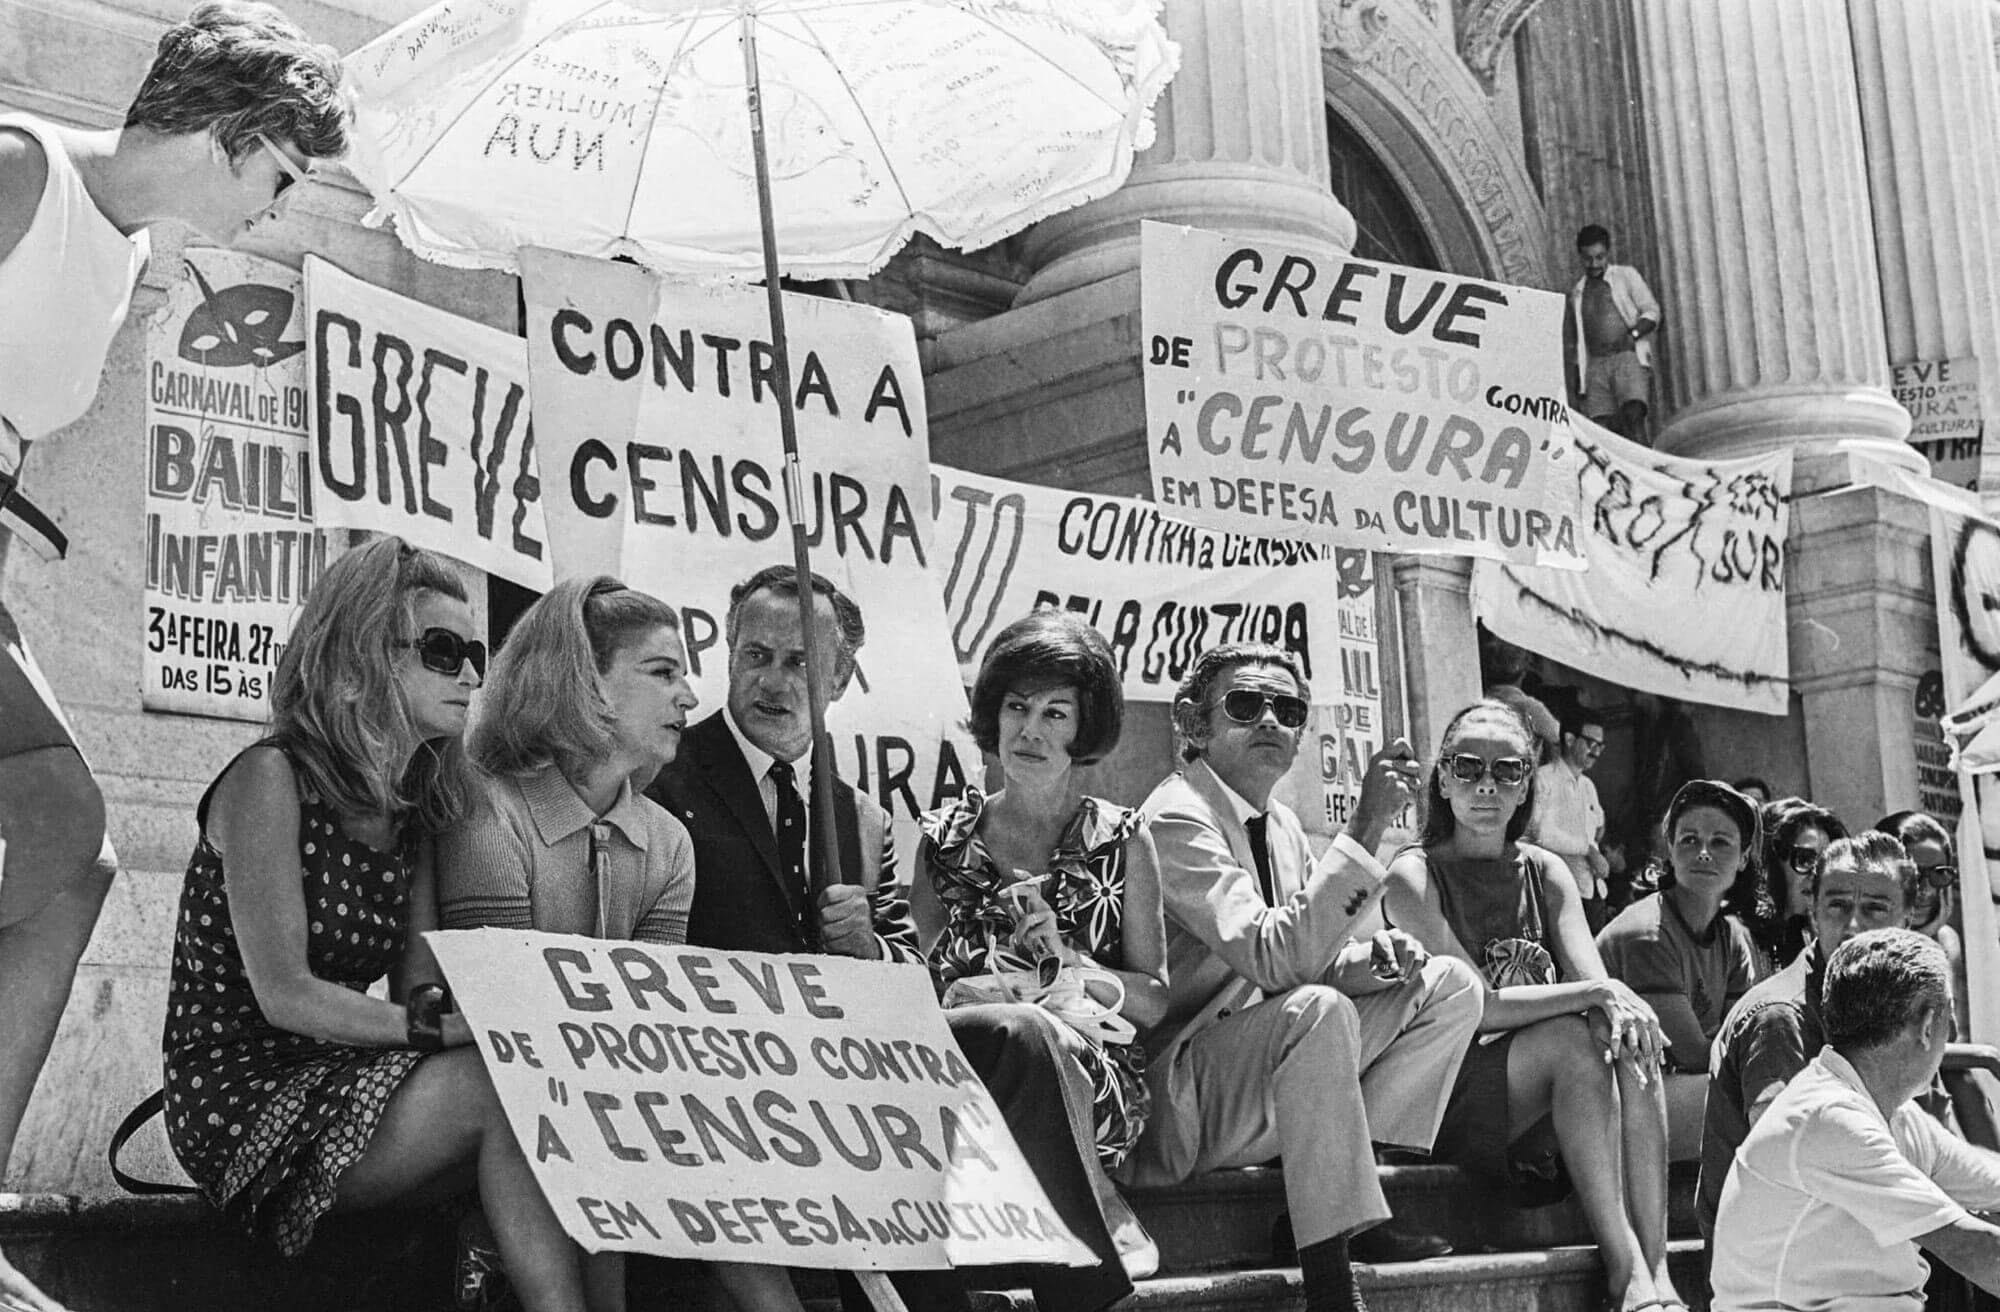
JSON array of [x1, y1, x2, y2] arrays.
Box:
[[519, 765, 650, 851], [1205, 765, 1266, 826], [724, 704, 811, 793]]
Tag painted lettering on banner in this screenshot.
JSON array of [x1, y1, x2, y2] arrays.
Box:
[[519, 248, 974, 851], [429, 929, 1092, 1269], [304, 257, 551, 590], [1141, 221, 1580, 563], [1894, 358, 1981, 492], [1471, 417, 1791, 716], [143, 250, 334, 720]]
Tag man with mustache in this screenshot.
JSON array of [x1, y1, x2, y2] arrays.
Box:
[[644, 564, 1135, 1312], [1124, 643, 1483, 1312]]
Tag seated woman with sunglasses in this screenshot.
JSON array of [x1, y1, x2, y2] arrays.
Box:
[[1595, 781, 1761, 1079], [1873, 810, 1969, 1043], [161, 537, 599, 1312], [916, 609, 1168, 1273], [1383, 700, 1685, 1312], [1744, 800, 1847, 975]]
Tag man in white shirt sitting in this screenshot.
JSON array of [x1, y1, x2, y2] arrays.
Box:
[[1712, 928, 2000, 1310]]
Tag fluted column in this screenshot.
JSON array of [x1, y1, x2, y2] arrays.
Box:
[[1014, 0, 1357, 304], [1848, 0, 2000, 498], [1633, 0, 1917, 474]]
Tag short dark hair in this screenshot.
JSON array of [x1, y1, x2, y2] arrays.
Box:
[[726, 564, 866, 691], [1822, 928, 1950, 1051], [1815, 831, 1919, 909], [1172, 643, 1310, 764], [1732, 775, 1773, 801], [1559, 704, 1603, 741], [1660, 780, 1763, 911], [1873, 810, 1954, 862], [1576, 223, 1611, 251], [1419, 699, 1539, 848], [1762, 798, 1849, 915], [125, 2, 348, 162], [968, 609, 1124, 766]]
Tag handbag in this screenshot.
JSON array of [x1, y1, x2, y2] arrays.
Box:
[[941, 941, 1136, 1048]]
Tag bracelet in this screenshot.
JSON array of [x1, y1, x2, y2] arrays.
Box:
[[407, 982, 451, 1051]]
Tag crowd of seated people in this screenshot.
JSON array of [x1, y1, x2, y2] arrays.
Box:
[[141, 572, 1991, 1312]]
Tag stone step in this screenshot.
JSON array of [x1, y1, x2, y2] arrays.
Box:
[[1127, 1161, 1703, 1274]]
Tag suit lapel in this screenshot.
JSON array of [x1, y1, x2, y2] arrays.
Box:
[[1184, 760, 1268, 903], [692, 715, 804, 922]]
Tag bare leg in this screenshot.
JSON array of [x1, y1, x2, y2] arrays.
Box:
[[1618, 401, 1650, 445], [710, 1263, 807, 1312], [1616, 1061, 1676, 1301], [335, 1047, 586, 1312], [0, 746, 116, 1312], [1506, 1016, 1658, 1310]]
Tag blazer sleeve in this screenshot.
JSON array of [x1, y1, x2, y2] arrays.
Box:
[[1150, 800, 1386, 992]]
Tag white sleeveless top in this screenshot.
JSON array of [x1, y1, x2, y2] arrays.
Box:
[[0, 114, 149, 444]]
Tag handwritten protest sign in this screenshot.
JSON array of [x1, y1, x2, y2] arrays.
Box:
[[1894, 357, 1981, 491], [304, 257, 552, 592], [1470, 417, 1792, 715], [428, 930, 1092, 1269], [143, 249, 331, 720], [519, 248, 976, 850], [931, 464, 1356, 700], [1140, 221, 1579, 564]]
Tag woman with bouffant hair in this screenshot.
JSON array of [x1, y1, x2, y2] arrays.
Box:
[[161, 537, 599, 1312], [440, 577, 699, 1312]]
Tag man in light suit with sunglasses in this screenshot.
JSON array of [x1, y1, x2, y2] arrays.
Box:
[[1121, 643, 1483, 1312]]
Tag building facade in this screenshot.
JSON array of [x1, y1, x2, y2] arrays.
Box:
[[2, 0, 1990, 1190]]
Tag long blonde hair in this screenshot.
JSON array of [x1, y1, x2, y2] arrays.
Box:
[[265, 535, 469, 832], [470, 576, 679, 780]]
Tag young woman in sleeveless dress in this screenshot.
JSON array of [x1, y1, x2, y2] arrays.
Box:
[[1383, 700, 1683, 1312], [161, 537, 596, 1312]]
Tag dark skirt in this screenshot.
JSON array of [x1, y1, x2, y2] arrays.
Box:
[[1430, 1033, 1573, 1208]]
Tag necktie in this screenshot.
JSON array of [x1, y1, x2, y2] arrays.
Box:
[[1245, 813, 1278, 906], [587, 821, 611, 938], [768, 759, 810, 902]]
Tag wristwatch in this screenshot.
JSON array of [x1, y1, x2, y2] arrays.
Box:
[[406, 981, 452, 1051]]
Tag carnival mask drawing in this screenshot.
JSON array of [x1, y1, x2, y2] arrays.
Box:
[[176, 263, 307, 369]]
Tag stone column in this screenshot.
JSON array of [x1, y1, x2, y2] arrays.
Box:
[[1632, 0, 1917, 484], [1391, 557, 1483, 756], [1013, 0, 1359, 304], [1847, 0, 2000, 499]]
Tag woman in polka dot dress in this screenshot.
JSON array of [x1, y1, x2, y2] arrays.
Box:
[[161, 536, 596, 1312]]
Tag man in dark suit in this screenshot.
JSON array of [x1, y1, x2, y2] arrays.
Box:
[[646, 564, 1132, 1312]]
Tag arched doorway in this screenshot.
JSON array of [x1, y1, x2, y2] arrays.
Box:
[[1327, 109, 1441, 272]]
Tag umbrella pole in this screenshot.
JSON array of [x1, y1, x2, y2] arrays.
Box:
[[739, 12, 847, 942]]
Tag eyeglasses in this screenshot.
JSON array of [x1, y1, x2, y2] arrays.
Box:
[[1219, 689, 1310, 729], [1919, 863, 1958, 890], [1444, 754, 1534, 787], [1783, 845, 1824, 873], [396, 627, 487, 679], [1576, 736, 1605, 754], [256, 133, 308, 207]]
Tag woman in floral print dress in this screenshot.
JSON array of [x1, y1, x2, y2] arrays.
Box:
[[161, 537, 599, 1312], [917, 609, 1168, 1167]]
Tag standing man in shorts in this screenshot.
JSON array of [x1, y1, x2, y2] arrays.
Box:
[[0, 8, 345, 1307], [1564, 223, 1662, 445]]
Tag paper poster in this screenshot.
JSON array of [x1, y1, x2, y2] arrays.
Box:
[[1267, 563, 1391, 838], [142, 249, 332, 720], [1140, 221, 1579, 564], [428, 929, 1092, 1268], [930, 464, 1356, 700], [303, 256, 553, 591], [1471, 417, 1792, 715], [1894, 358, 1981, 491], [518, 248, 977, 848]]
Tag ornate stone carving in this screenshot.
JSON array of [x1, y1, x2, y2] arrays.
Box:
[[1321, 0, 1391, 63], [1458, 0, 1551, 87]]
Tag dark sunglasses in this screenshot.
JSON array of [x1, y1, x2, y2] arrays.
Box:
[[1219, 689, 1310, 729], [1783, 845, 1823, 873], [1444, 754, 1534, 786], [397, 627, 487, 678], [1920, 863, 1958, 890]]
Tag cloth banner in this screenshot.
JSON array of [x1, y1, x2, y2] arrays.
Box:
[[303, 256, 553, 591], [1139, 221, 1580, 564], [428, 930, 1092, 1268], [1470, 417, 1792, 715], [142, 249, 332, 720], [1928, 498, 2000, 1044], [519, 248, 976, 850], [930, 464, 1360, 699]]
